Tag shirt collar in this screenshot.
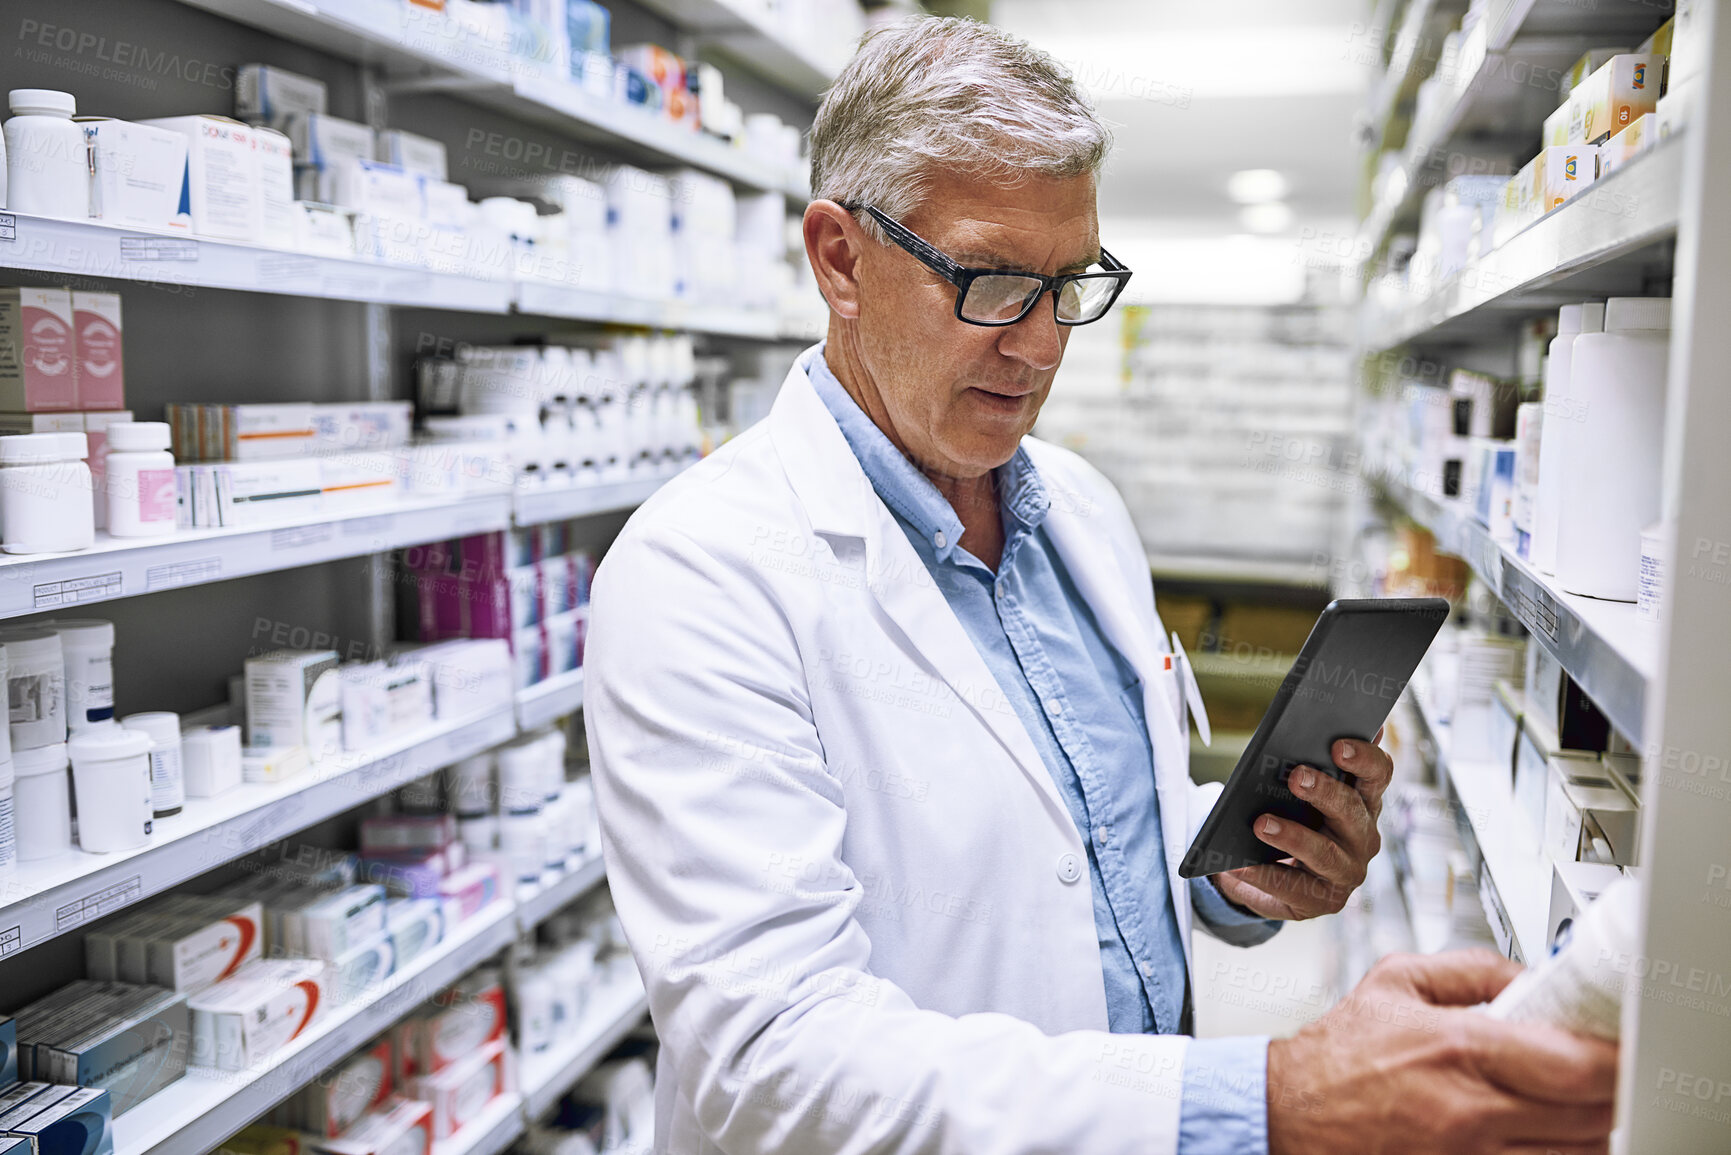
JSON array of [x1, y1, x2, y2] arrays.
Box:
[[801, 344, 1050, 564]]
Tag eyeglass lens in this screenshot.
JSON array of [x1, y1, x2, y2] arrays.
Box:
[[960, 273, 1118, 324]]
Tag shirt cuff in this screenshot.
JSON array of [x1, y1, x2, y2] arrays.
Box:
[[1189, 876, 1282, 947], [1179, 1035, 1270, 1155]]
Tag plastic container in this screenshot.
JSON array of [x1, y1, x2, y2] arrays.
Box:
[[104, 422, 177, 537], [1532, 302, 1604, 574], [121, 711, 184, 817], [0, 627, 64, 751], [1555, 298, 1671, 601], [67, 726, 153, 852], [4, 89, 90, 219], [12, 742, 69, 860], [0, 432, 95, 554], [498, 806, 546, 885], [44, 619, 115, 734], [445, 752, 494, 817], [182, 723, 243, 797], [1638, 521, 1669, 623], [1486, 874, 1638, 1038], [496, 737, 544, 812]]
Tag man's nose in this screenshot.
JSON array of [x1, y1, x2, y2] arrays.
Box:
[[996, 295, 1063, 372]]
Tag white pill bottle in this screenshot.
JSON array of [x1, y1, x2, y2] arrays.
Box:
[[105, 422, 177, 537]]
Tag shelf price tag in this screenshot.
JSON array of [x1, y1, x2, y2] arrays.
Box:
[[0, 213, 15, 242], [120, 236, 198, 262]]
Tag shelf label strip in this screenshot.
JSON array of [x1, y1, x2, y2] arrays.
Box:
[[55, 874, 142, 932], [33, 570, 123, 608]]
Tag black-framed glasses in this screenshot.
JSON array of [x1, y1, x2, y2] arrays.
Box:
[[845, 203, 1132, 327]]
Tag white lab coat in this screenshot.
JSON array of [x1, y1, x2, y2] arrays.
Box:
[[585, 354, 1232, 1155]]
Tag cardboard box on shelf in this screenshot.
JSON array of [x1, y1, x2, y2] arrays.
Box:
[[77, 118, 189, 232], [1572, 54, 1663, 144], [142, 115, 263, 242], [0, 287, 77, 411]]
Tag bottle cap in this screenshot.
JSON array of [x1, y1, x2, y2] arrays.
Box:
[[107, 422, 171, 453], [9, 89, 75, 117], [1604, 297, 1671, 332]]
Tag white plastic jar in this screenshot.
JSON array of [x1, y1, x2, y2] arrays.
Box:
[[1555, 297, 1672, 601], [1532, 302, 1605, 574], [121, 711, 184, 817], [0, 432, 95, 554], [44, 619, 115, 734], [4, 89, 90, 219], [0, 627, 64, 751], [496, 737, 544, 812], [104, 422, 177, 537], [445, 752, 495, 817], [499, 805, 547, 885], [12, 742, 68, 860], [67, 727, 153, 852]]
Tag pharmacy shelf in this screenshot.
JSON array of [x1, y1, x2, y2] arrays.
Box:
[[1146, 551, 1330, 588], [1381, 477, 1654, 746], [520, 969, 652, 1118], [517, 668, 586, 732], [516, 852, 609, 932], [1366, 0, 1444, 141], [0, 210, 513, 312], [1365, 136, 1683, 351], [0, 707, 517, 961], [113, 899, 521, 1155], [631, 0, 845, 98], [512, 280, 786, 338], [512, 476, 668, 527], [178, 0, 807, 197], [1360, 0, 1675, 259], [0, 492, 511, 621], [1408, 680, 1551, 962], [433, 1092, 526, 1155]]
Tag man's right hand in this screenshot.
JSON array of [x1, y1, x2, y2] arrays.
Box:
[[1267, 949, 1619, 1154]]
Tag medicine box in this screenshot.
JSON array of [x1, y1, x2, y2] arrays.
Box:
[[1536, 144, 1600, 211], [292, 1036, 393, 1137], [237, 64, 328, 139], [438, 861, 500, 926], [307, 1097, 434, 1155], [412, 1037, 508, 1139], [2, 1085, 113, 1155], [0, 1015, 15, 1088], [255, 126, 297, 250], [33, 989, 190, 1116], [188, 959, 328, 1070], [401, 971, 506, 1078], [377, 129, 447, 180], [285, 884, 386, 960], [77, 118, 189, 232], [384, 899, 444, 972], [0, 288, 77, 412], [246, 649, 342, 754], [142, 116, 263, 242], [1547, 859, 1624, 955], [1574, 54, 1663, 144], [70, 292, 125, 411], [140, 900, 265, 991], [329, 935, 395, 1005]]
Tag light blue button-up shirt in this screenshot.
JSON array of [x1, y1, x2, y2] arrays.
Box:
[[806, 346, 1277, 1154]]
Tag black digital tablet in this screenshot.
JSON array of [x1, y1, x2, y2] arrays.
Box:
[[1177, 597, 1451, 879]]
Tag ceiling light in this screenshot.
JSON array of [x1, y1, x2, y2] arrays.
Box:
[[1239, 202, 1295, 234], [1227, 169, 1290, 204]]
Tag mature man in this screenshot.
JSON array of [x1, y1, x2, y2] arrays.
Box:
[[586, 17, 1616, 1155]]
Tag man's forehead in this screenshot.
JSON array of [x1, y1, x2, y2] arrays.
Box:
[[929, 209, 1101, 270]]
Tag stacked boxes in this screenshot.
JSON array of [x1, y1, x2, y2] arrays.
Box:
[[7, 981, 190, 1116], [0, 289, 125, 412]]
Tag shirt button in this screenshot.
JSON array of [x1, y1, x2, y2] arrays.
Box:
[[933, 530, 947, 549], [1095, 826, 1109, 847], [1044, 698, 1063, 717], [1140, 962, 1153, 978], [1056, 853, 1082, 884]]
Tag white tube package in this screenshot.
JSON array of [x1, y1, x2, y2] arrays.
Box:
[[1485, 874, 1639, 1039]]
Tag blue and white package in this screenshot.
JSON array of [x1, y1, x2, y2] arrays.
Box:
[[3, 1085, 114, 1155], [0, 1014, 15, 1087]]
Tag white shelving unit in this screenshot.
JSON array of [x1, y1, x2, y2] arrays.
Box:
[[0, 210, 810, 338], [517, 668, 587, 732], [0, 493, 511, 620], [630, 0, 847, 97], [512, 476, 669, 528], [175, 0, 809, 197], [0, 708, 516, 958], [1355, 3, 1731, 1146]]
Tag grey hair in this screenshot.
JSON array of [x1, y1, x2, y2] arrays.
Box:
[[810, 15, 1111, 241]]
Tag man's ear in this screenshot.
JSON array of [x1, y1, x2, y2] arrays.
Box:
[[803, 201, 865, 320]]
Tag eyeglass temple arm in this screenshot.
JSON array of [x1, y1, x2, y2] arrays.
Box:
[[851, 205, 971, 287]]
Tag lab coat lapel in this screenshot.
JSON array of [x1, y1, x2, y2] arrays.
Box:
[[1040, 474, 1197, 966], [766, 361, 1075, 830]]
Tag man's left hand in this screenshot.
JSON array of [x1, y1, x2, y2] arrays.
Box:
[[1211, 733, 1392, 920]]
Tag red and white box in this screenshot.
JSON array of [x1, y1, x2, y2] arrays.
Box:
[[0, 287, 77, 411], [71, 291, 124, 410], [400, 971, 507, 1079], [306, 1097, 433, 1155], [410, 1038, 509, 1139]]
